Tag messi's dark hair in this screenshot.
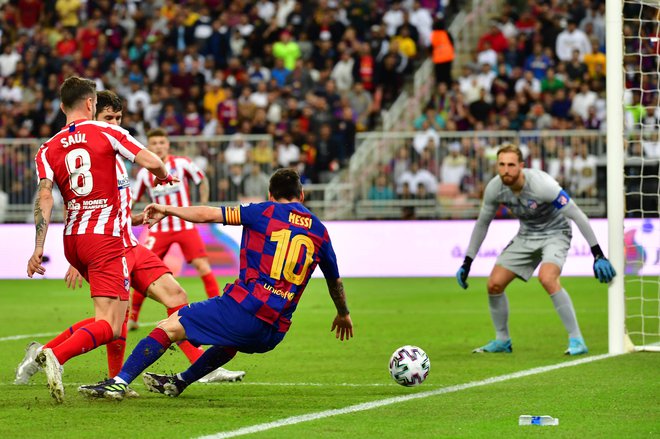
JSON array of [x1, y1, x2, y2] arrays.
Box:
[[60, 76, 96, 110], [96, 90, 123, 113], [269, 168, 303, 201]]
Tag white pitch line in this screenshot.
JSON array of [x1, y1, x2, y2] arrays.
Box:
[[198, 352, 620, 439], [0, 322, 160, 343]]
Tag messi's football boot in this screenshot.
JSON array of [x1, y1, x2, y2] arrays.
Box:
[[142, 372, 188, 397]]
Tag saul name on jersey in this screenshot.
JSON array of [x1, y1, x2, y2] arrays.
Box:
[[60, 133, 87, 147]]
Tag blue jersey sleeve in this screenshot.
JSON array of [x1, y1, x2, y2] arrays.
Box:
[[318, 236, 340, 280]]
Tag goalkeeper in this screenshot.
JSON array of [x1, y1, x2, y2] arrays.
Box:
[[456, 144, 615, 355]]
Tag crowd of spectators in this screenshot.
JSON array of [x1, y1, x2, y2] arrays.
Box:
[[0, 0, 453, 209], [370, 0, 659, 217]]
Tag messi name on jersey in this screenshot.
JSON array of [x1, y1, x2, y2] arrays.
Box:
[[289, 212, 312, 229]]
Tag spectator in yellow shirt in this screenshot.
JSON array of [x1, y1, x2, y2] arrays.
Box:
[[583, 37, 606, 79], [273, 30, 301, 71], [392, 26, 417, 59]]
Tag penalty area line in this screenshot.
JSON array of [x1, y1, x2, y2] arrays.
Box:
[[198, 352, 620, 439]]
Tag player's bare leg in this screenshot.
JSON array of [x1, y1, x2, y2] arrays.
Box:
[[539, 263, 588, 355], [474, 265, 517, 353]]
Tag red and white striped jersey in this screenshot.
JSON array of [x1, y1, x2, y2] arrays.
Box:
[[35, 119, 145, 239], [133, 155, 205, 232], [116, 157, 139, 248]]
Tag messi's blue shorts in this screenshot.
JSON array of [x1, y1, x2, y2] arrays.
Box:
[[178, 294, 285, 354]]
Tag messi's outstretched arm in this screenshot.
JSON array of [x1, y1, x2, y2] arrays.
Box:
[[143, 204, 223, 227]]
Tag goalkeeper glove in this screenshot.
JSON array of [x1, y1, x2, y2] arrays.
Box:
[[456, 256, 473, 290], [591, 245, 616, 283]]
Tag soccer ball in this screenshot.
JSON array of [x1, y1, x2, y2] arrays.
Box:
[[389, 345, 430, 387]]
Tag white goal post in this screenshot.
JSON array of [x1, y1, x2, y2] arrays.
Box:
[[608, 0, 660, 353]]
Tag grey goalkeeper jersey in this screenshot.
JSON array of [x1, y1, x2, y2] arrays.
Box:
[[466, 168, 599, 259]]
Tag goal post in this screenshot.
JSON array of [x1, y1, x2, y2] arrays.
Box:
[[609, 0, 660, 353], [606, 0, 625, 355]]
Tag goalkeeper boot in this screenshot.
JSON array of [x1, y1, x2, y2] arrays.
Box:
[[14, 341, 43, 384], [36, 348, 64, 403], [78, 378, 127, 401], [142, 372, 188, 397], [565, 337, 588, 356], [127, 319, 139, 331], [198, 367, 246, 383], [473, 338, 513, 353]]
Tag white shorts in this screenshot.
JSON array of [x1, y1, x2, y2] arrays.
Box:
[[496, 233, 572, 281]]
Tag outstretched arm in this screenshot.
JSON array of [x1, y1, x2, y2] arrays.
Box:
[[27, 179, 53, 277], [560, 200, 616, 282], [325, 277, 353, 341], [143, 203, 223, 227]]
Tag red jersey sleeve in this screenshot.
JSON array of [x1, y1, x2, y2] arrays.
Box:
[[180, 156, 205, 185], [34, 145, 54, 182], [97, 123, 145, 162]]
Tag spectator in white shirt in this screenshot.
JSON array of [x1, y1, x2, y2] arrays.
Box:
[[224, 133, 252, 166], [0, 45, 21, 77], [440, 142, 467, 185], [330, 50, 355, 93], [249, 81, 270, 108], [571, 81, 598, 120], [409, 1, 433, 47], [413, 120, 440, 156], [126, 80, 151, 116], [276, 133, 301, 167], [555, 18, 592, 62], [382, 1, 405, 37], [396, 161, 437, 195]]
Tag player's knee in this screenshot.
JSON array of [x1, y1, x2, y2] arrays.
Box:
[[487, 279, 506, 294], [538, 273, 559, 293]]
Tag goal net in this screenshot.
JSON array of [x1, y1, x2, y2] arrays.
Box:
[[611, 0, 660, 352]]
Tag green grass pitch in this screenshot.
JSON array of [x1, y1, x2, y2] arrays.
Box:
[[0, 277, 658, 438]]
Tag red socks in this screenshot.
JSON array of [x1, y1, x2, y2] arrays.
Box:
[[52, 319, 114, 365], [167, 304, 204, 363], [44, 317, 96, 349], [201, 272, 219, 298], [106, 313, 129, 377], [129, 289, 147, 322]]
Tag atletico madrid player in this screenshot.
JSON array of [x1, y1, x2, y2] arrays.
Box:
[[130, 128, 218, 329], [27, 77, 176, 403]]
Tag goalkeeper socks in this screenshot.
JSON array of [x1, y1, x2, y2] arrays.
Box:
[[550, 288, 583, 339], [167, 304, 204, 363], [488, 293, 510, 341], [106, 314, 128, 377], [179, 346, 237, 384], [44, 317, 96, 349], [129, 289, 147, 322], [201, 272, 220, 298], [52, 319, 114, 365], [117, 327, 172, 385]]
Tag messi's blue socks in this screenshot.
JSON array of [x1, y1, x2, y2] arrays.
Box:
[[179, 346, 237, 384], [116, 328, 172, 384]]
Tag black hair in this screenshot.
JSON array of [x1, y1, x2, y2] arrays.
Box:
[[96, 90, 123, 113], [60, 76, 96, 110], [269, 168, 303, 201]]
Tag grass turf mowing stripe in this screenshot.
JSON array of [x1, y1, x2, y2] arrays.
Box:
[[197, 353, 620, 439]]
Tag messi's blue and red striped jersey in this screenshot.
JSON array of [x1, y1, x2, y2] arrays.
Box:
[[220, 201, 340, 333]]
